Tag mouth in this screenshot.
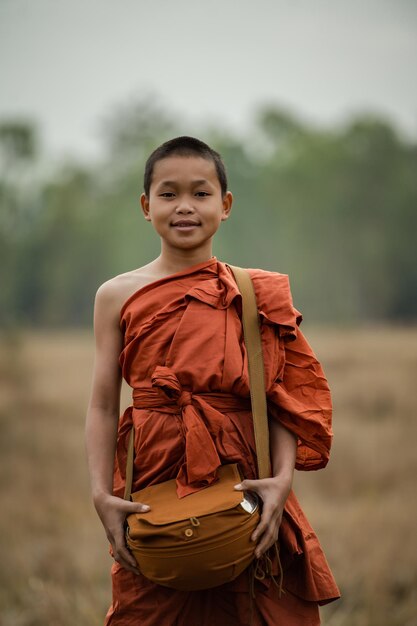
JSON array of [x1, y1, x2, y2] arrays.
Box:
[[171, 221, 201, 230]]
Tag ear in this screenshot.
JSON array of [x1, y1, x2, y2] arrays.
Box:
[[140, 193, 151, 221], [221, 191, 233, 221]]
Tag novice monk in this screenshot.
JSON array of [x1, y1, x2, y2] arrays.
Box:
[[85, 136, 340, 625]]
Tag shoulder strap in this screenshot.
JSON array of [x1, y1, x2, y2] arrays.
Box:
[[227, 265, 271, 480]]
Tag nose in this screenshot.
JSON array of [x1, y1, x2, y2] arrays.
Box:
[[176, 194, 195, 213]]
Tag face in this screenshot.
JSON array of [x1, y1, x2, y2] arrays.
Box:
[[140, 155, 233, 252]]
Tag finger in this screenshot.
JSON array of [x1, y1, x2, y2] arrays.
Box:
[[118, 498, 150, 513], [234, 479, 257, 491], [255, 518, 279, 556], [255, 529, 278, 558], [113, 526, 133, 559], [251, 505, 274, 541], [113, 549, 141, 575], [117, 544, 141, 571], [113, 528, 140, 571]]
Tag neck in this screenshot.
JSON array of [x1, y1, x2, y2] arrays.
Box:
[[154, 244, 215, 275]]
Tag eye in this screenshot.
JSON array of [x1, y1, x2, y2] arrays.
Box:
[[195, 191, 210, 197], [160, 192, 175, 198]]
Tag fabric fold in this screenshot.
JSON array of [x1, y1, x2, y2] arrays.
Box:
[[246, 268, 302, 341], [266, 328, 333, 470], [150, 365, 221, 497]]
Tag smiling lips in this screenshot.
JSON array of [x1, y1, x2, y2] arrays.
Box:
[[172, 220, 201, 228]]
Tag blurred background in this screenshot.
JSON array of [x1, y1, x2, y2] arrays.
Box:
[[0, 1, 416, 625]]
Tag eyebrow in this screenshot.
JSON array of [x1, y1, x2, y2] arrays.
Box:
[[158, 179, 211, 187]]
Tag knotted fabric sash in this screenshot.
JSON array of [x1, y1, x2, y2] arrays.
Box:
[[132, 365, 252, 497]]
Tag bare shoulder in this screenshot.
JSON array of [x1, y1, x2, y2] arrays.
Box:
[[95, 262, 162, 321]]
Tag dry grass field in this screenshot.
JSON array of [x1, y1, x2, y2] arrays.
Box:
[[0, 327, 416, 626]]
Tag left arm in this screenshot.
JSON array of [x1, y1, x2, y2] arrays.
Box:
[[234, 418, 297, 558]]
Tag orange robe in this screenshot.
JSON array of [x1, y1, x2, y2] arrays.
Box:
[[105, 256, 340, 625]]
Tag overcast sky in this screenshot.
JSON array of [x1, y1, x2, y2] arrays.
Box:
[[1, 0, 416, 160]]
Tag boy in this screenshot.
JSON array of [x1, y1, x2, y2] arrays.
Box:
[[85, 136, 340, 625]]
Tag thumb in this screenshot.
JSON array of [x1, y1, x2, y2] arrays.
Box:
[[234, 479, 257, 491], [121, 499, 150, 513]]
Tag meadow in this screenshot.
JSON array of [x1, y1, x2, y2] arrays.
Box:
[[0, 327, 416, 626]]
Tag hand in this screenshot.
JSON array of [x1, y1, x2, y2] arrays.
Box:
[[234, 475, 292, 559], [94, 492, 150, 575]]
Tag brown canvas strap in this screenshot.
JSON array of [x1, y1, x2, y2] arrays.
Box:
[[227, 265, 271, 480], [123, 266, 271, 500]]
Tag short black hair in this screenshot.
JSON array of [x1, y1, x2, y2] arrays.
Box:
[[143, 136, 228, 197]]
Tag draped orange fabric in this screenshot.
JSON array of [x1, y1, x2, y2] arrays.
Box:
[[106, 256, 340, 625]]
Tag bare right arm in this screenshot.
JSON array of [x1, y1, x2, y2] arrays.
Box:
[[85, 282, 150, 575]]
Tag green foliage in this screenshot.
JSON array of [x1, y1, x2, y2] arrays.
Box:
[[0, 120, 37, 166], [0, 103, 416, 327]]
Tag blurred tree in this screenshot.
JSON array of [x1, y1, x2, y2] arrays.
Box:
[[100, 93, 177, 176], [0, 120, 39, 328], [0, 120, 37, 170], [0, 119, 38, 232], [337, 116, 417, 321]]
